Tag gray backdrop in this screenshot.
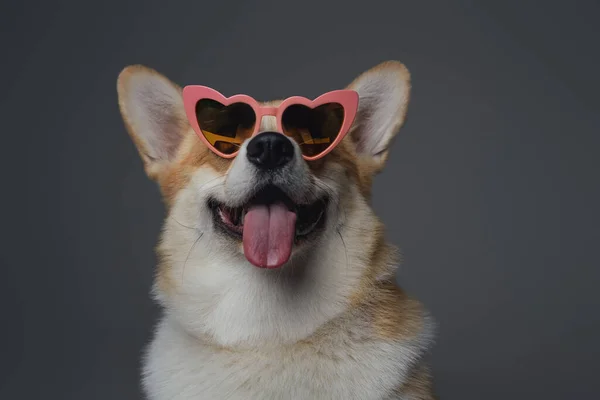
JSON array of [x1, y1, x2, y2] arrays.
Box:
[[1, 0, 598, 399]]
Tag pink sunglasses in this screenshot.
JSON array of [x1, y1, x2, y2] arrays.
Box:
[[182, 86, 359, 161]]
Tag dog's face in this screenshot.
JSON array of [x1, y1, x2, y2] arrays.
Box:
[[117, 61, 410, 346]]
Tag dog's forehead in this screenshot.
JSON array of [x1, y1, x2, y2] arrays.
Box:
[[258, 99, 283, 132]]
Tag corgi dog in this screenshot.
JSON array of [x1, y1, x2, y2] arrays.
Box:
[[116, 61, 436, 400]]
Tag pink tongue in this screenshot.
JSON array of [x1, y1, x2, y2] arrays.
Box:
[[242, 203, 297, 268]]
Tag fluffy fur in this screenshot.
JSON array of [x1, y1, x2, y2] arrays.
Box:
[[117, 61, 436, 399]]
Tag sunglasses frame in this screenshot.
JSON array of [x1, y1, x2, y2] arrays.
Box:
[[182, 85, 359, 161]]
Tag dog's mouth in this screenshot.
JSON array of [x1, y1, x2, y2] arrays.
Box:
[[209, 185, 327, 269]]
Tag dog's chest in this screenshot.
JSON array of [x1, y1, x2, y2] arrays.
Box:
[[143, 319, 420, 400]]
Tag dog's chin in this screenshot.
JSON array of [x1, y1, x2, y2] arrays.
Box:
[[208, 185, 328, 269]]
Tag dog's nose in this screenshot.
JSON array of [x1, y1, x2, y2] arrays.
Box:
[[246, 132, 294, 169]]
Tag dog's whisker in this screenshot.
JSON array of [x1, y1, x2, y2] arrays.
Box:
[[336, 223, 370, 234], [168, 216, 217, 232], [195, 175, 227, 193], [336, 228, 349, 275], [181, 232, 204, 283], [169, 216, 199, 230]]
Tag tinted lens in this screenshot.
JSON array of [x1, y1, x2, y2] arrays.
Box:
[[195, 99, 256, 155], [281, 103, 345, 157]]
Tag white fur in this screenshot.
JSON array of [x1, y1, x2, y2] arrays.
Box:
[[159, 162, 360, 347], [143, 162, 433, 399], [118, 62, 431, 400], [144, 311, 433, 400]]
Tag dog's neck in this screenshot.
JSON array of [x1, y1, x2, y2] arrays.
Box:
[[154, 196, 397, 349]]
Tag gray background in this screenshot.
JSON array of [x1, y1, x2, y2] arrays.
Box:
[[1, 0, 598, 399]]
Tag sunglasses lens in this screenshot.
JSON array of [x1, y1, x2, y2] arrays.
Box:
[[281, 103, 345, 158], [195, 99, 256, 155]]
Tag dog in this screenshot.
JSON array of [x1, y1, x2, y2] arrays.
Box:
[[116, 60, 436, 399]]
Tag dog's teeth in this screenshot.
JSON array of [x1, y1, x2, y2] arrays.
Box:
[[241, 208, 247, 225]]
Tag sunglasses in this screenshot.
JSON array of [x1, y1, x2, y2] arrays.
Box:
[[182, 86, 359, 161]]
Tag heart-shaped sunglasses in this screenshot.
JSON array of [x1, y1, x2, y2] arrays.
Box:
[[182, 86, 359, 161]]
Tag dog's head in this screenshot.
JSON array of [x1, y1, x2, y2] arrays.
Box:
[[117, 61, 410, 345]]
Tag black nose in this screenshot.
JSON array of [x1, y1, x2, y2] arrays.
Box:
[[246, 132, 294, 169]]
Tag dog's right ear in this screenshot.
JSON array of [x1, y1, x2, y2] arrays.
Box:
[[117, 65, 189, 178]]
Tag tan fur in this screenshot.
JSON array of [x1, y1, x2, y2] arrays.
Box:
[[117, 61, 435, 400], [156, 134, 232, 208], [393, 364, 436, 400]]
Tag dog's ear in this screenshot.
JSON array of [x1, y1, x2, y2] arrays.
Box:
[[117, 65, 189, 178], [346, 61, 411, 173]]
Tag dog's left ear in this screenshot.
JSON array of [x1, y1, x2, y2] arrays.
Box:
[[346, 61, 411, 172]]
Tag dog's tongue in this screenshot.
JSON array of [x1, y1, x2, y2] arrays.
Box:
[[243, 203, 296, 268]]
